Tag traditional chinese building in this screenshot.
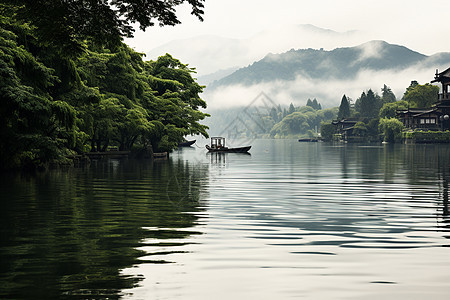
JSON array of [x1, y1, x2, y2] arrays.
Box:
[[397, 67, 450, 130], [331, 118, 359, 141], [432, 67, 450, 130]]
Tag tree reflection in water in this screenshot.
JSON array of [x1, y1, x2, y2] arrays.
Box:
[[0, 158, 209, 299], [337, 143, 450, 234]]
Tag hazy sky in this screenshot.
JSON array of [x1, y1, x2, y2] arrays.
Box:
[[125, 0, 450, 109], [126, 0, 450, 56]]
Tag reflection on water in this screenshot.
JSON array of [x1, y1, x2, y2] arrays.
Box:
[[1, 140, 450, 299], [0, 159, 209, 299]]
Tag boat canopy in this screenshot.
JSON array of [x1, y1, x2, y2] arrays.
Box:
[[210, 137, 226, 148]]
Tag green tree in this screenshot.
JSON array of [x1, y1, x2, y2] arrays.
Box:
[[312, 98, 322, 110], [307, 98, 322, 110], [0, 8, 210, 169], [406, 80, 419, 92], [143, 54, 209, 151], [89, 97, 125, 152], [8, 0, 205, 56], [270, 107, 279, 123], [381, 84, 396, 103], [379, 100, 408, 119], [0, 15, 77, 169], [379, 118, 404, 142], [359, 89, 382, 118], [367, 118, 380, 140], [338, 94, 350, 119], [288, 103, 295, 114], [270, 107, 337, 138], [402, 83, 439, 108], [77, 49, 209, 153], [320, 123, 335, 141], [353, 121, 368, 137]]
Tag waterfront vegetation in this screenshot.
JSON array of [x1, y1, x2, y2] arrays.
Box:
[[1, 1, 447, 171], [317, 82, 441, 143], [404, 130, 450, 143], [269, 103, 338, 139], [0, 1, 208, 170], [242, 82, 441, 143]]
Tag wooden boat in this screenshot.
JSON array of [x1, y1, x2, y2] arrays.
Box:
[[178, 139, 196, 147], [298, 138, 319, 142], [153, 152, 168, 159], [205, 137, 251, 153]]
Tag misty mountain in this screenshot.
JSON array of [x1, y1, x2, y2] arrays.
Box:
[[146, 35, 244, 75], [197, 67, 239, 85], [146, 24, 364, 75], [208, 40, 450, 89]]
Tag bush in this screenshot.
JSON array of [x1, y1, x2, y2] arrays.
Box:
[[379, 118, 404, 142], [353, 121, 368, 137], [404, 130, 450, 143], [320, 123, 335, 141]]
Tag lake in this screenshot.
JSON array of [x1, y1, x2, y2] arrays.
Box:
[[1, 139, 449, 299]]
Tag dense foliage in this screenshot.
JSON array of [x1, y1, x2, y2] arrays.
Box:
[[354, 89, 382, 118], [379, 118, 404, 142], [338, 95, 350, 119], [402, 82, 439, 108], [381, 84, 396, 103], [0, 5, 208, 169], [320, 80, 440, 143], [403, 130, 450, 143], [233, 79, 440, 143], [319, 123, 335, 141], [306, 98, 322, 110], [4, 0, 205, 56], [378, 100, 408, 119], [270, 104, 338, 138]]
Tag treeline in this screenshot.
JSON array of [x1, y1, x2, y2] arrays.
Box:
[[0, 3, 208, 170], [205, 97, 334, 138], [209, 98, 335, 139], [320, 82, 439, 142], [269, 99, 337, 138], [260, 80, 438, 141]]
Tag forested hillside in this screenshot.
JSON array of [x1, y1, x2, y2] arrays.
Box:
[[0, 2, 208, 170], [208, 41, 450, 88]]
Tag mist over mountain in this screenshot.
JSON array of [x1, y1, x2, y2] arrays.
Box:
[[208, 41, 447, 88], [146, 24, 450, 111], [197, 67, 239, 85], [203, 41, 450, 110], [146, 24, 364, 75]]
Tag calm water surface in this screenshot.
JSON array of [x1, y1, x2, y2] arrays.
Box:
[[1, 140, 449, 299]]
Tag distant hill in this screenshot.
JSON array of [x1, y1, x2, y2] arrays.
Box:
[[146, 24, 365, 75], [197, 67, 239, 86], [208, 40, 450, 89]]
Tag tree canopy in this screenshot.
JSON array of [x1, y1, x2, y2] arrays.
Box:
[[306, 98, 322, 110], [270, 106, 337, 138], [379, 118, 404, 142], [355, 89, 382, 119], [381, 84, 396, 103], [338, 94, 350, 119], [5, 0, 205, 56], [379, 100, 408, 119], [0, 5, 209, 169], [402, 82, 439, 108]]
